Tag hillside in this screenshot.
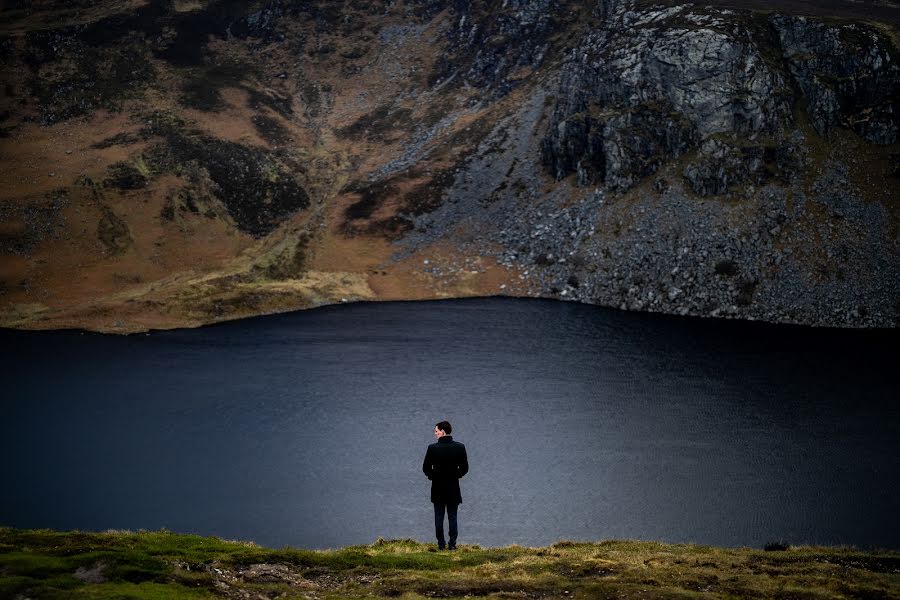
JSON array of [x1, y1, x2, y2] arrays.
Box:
[[2, 527, 899, 599], [1, 0, 898, 332]]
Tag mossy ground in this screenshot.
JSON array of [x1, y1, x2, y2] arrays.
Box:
[[1, 527, 898, 599]]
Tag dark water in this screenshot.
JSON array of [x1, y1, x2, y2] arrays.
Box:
[[2, 298, 898, 550]]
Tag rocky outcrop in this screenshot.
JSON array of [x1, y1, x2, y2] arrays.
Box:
[[542, 3, 793, 189], [540, 1, 899, 195], [771, 14, 900, 144], [681, 137, 801, 197]]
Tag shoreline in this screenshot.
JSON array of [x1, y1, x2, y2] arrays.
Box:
[[3, 293, 899, 336]]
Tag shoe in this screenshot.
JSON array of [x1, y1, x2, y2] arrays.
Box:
[[438, 544, 446, 550], [448, 545, 457, 551]]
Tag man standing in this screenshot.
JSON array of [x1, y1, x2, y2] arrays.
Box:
[[422, 420, 468, 550]]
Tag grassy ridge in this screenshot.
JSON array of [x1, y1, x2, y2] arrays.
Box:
[[1, 527, 898, 599]]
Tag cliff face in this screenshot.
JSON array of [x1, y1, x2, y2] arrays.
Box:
[[0, 0, 898, 332]]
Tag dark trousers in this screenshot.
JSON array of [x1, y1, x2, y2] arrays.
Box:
[[433, 502, 458, 548]]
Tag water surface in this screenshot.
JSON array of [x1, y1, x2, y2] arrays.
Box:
[[2, 298, 898, 549]]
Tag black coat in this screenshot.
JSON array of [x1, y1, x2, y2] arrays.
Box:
[[422, 436, 469, 504]]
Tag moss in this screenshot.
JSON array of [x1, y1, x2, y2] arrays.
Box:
[[133, 155, 152, 178]]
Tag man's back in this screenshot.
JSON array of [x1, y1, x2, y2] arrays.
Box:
[[423, 436, 468, 503]]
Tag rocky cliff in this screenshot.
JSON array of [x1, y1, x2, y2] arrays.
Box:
[[1, 0, 898, 332]]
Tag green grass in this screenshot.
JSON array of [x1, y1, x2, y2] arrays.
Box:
[[1, 527, 898, 599]]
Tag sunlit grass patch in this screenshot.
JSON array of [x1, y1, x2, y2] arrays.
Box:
[[368, 537, 432, 553]]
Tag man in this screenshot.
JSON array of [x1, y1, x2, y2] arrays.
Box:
[[422, 420, 469, 550]]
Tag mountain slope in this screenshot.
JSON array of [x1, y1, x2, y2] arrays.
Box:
[[1, 0, 898, 332]]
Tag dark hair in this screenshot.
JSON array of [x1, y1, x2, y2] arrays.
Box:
[[436, 420, 452, 435]]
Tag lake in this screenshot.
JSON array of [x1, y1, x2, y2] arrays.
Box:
[[2, 297, 898, 550]]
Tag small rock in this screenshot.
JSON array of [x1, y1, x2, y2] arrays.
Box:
[[74, 561, 108, 584]]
